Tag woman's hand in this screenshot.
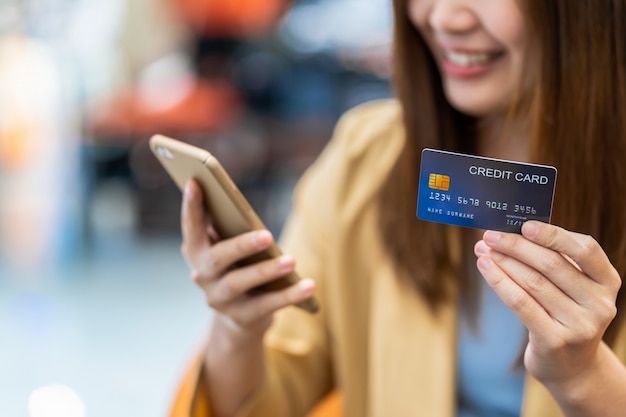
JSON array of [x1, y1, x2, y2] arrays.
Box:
[[180, 179, 315, 344], [474, 221, 621, 398], [181, 179, 316, 416]]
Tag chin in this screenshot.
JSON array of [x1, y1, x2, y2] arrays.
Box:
[[443, 83, 511, 117], [448, 100, 491, 117], [445, 93, 504, 117]]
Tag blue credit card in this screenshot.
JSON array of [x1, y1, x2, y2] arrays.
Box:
[[416, 149, 557, 233]]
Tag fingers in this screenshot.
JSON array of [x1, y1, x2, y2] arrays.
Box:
[[479, 229, 596, 307], [198, 229, 273, 278], [476, 222, 619, 333], [181, 179, 275, 279], [475, 253, 551, 330], [521, 221, 621, 291], [476, 223, 621, 388], [181, 180, 210, 261], [207, 254, 296, 308], [227, 279, 316, 327], [180, 179, 316, 338], [475, 240, 577, 326], [190, 226, 314, 328]]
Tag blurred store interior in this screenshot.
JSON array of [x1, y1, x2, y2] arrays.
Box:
[[0, 0, 392, 415]]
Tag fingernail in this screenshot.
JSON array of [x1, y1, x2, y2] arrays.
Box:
[[477, 256, 492, 271], [185, 182, 194, 200], [474, 241, 489, 256], [279, 254, 294, 268], [254, 230, 272, 247], [299, 278, 315, 294], [484, 230, 502, 245], [522, 221, 539, 238]]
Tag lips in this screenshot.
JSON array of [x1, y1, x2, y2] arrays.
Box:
[[444, 50, 503, 67], [437, 47, 505, 78]]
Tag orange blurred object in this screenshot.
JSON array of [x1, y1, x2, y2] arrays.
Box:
[[174, 0, 290, 37], [0, 122, 34, 169], [88, 79, 243, 141], [307, 390, 343, 417]]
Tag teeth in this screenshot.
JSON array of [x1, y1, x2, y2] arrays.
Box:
[[446, 51, 493, 67]]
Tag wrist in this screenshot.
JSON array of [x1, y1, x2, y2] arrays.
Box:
[[209, 314, 267, 354], [204, 315, 268, 417], [540, 342, 626, 417], [543, 344, 606, 408]]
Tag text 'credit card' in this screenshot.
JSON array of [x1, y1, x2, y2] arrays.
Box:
[[416, 149, 557, 233]]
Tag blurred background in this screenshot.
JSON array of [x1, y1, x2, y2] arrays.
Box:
[[0, 0, 392, 415]]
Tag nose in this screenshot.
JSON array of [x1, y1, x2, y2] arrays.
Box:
[[429, 1, 479, 34]]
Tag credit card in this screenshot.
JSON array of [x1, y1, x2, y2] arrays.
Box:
[[416, 149, 557, 233]]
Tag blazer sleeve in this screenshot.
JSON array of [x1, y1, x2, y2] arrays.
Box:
[[168, 101, 376, 417]]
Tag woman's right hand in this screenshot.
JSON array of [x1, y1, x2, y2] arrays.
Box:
[[180, 179, 316, 345]]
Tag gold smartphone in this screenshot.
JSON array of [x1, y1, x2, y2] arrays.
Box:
[[149, 134, 319, 313]]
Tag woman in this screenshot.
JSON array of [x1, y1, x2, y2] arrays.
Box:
[[174, 0, 626, 416]]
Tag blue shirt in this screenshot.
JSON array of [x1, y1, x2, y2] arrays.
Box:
[[456, 276, 526, 417]]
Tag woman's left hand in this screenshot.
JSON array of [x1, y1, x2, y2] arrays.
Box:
[[474, 220, 621, 390]]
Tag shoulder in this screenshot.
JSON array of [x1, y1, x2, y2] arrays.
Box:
[[332, 98, 404, 159], [328, 99, 406, 200], [306, 98, 405, 187]]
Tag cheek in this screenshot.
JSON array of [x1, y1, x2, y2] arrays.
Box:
[[485, 7, 526, 55], [407, 0, 432, 31]]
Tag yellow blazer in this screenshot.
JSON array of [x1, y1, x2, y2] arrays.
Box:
[[170, 100, 626, 417]]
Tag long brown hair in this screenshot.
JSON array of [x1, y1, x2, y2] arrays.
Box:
[[383, 0, 626, 342]]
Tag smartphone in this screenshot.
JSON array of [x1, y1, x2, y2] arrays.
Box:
[[149, 134, 319, 313]]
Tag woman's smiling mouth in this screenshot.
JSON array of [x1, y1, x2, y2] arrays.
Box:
[[441, 49, 505, 77]]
